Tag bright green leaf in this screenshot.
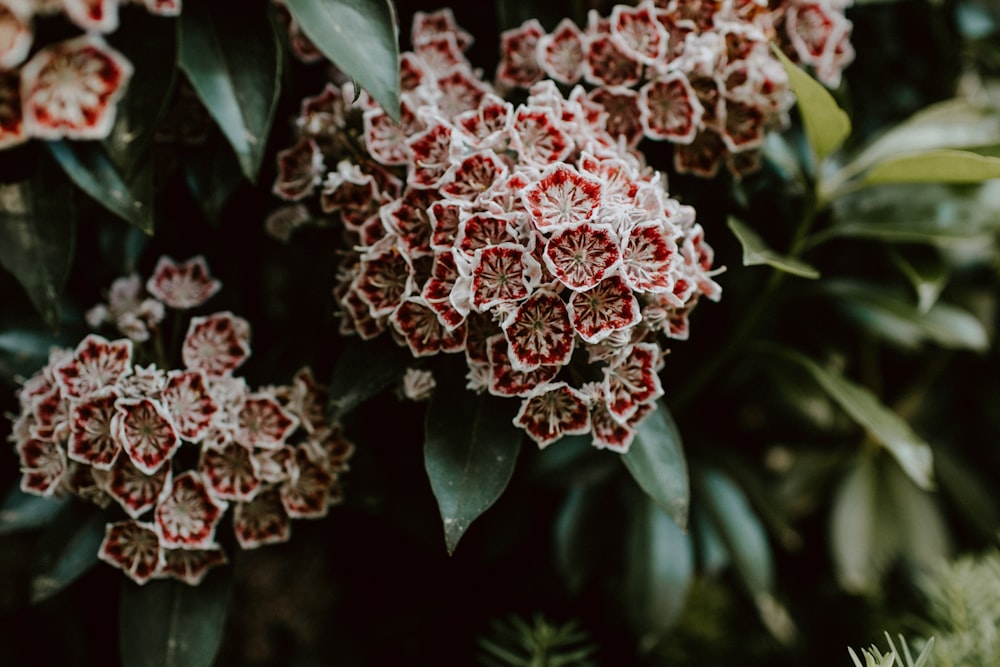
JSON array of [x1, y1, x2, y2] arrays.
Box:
[[622, 403, 689, 529], [179, 0, 281, 182], [424, 380, 523, 554], [0, 486, 67, 535], [624, 494, 694, 649], [285, 0, 400, 120], [0, 160, 76, 328], [30, 504, 106, 604], [696, 467, 774, 597], [728, 217, 820, 279], [771, 44, 851, 163], [48, 140, 153, 233], [778, 349, 934, 489], [119, 570, 232, 667], [327, 337, 413, 420], [863, 149, 1000, 186]]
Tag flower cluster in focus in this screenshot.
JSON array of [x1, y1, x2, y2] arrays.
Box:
[[272, 10, 723, 452], [495, 0, 854, 178], [0, 0, 180, 148], [7, 256, 353, 585]]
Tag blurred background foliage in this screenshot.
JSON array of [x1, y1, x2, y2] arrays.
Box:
[[2, 0, 1000, 665]]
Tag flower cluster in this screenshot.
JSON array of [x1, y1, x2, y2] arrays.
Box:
[[8, 256, 353, 585], [0, 0, 179, 149], [495, 0, 854, 178], [272, 10, 722, 452]]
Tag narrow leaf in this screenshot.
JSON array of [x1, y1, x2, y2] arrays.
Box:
[[889, 248, 947, 313], [179, 0, 281, 182], [327, 337, 412, 420], [0, 486, 67, 535], [885, 457, 952, 575], [424, 380, 523, 554], [728, 217, 820, 279], [863, 149, 1000, 185], [285, 0, 400, 120], [696, 467, 774, 597], [624, 494, 694, 649], [30, 504, 106, 603], [48, 140, 153, 233], [119, 570, 232, 667], [621, 403, 689, 529], [771, 44, 851, 163], [0, 160, 76, 327], [778, 349, 934, 489]]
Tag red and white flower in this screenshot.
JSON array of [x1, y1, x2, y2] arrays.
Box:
[[114, 397, 180, 475], [501, 291, 575, 372], [233, 488, 291, 549], [235, 394, 298, 450], [543, 222, 622, 291], [522, 164, 603, 230], [157, 546, 227, 586], [162, 370, 218, 442], [146, 255, 222, 310], [107, 454, 171, 519], [199, 441, 261, 501], [68, 387, 122, 470], [98, 520, 164, 585], [280, 446, 336, 518], [54, 334, 132, 399], [155, 472, 228, 549], [515, 382, 592, 447], [182, 312, 251, 376]]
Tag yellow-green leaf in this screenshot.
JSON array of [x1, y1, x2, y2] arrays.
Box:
[[728, 217, 820, 279], [863, 149, 1000, 185], [772, 44, 851, 163]]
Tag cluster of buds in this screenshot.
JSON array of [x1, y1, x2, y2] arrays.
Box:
[[272, 10, 722, 452], [496, 0, 854, 178], [0, 0, 180, 148], [7, 256, 353, 585]]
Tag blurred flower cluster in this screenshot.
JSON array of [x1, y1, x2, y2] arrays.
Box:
[[272, 9, 723, 451], [7, 257, 354, 585]]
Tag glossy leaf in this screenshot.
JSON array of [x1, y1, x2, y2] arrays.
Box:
[[0, 160, 76, 327], [772, 44, 851, 163], [49, 141, 153, 233], [829, 455, 899, 594], [119, 570, 232, 667], [328, 337, 413, 420], [424, 379, 523, 554], [0, 486, 67, 535], [621, 402, 689, 529], [554, 485, 610, 594], [863, 149, 1000, 186], [179, 0, 281, 182], [696, 467, 773, 597], [692, 503, 729, 575], [30, 504, 106, 603], [779, 349, 935, 489], [285, 0, 400, 120], [624, 494, 694, 649], [728, 217, 820, 279]]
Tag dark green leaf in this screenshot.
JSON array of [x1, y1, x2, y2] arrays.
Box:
[[285, 0, 400, 120], [554, 485, 611, 594], [624, 495, 693, 649], [884, 456, 952, 575], [889, 247, 948, 313], [775, 348, 934, 489], [178, 0, 281, 182], [119, 569, 232, 667], [104, 12, 178, 174], [48, 140, 153, 233], [527, 433, 618, 487], [728, 217, 820, 279], [771, 44, 851, 163], [424, 380, 523, 554], [182, 133, 245, 226], [934, 446, 1000, 542], [692, 503, 729, 575], [0, 159, 76, 327], [30, 503, 106, 604], [0, 486, 67, 535], [696, 467, 773, 598], [622, 403, 689, 529], [327, 337, 412, 420]]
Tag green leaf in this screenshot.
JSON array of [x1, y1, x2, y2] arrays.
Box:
[[934, 446, 1000, 542], [425, 381, 522, 554], [692, 503, 730, 575], [884, 456, 952, 575], [696, 467, 773, 597], [863, 149, 1000, 186], [182, 133, 246, 226], [826, 281, 989, 352], [178, 0, 281, 182], [889, 248, 947, 313], [0, 486, 67, 535], [30, 503, 106, 604], [327, 337, 413, 420], [727, 217, 820, 279], [621, 403, 689, 529], [0, 159, 76, 327], [285, 0, 400, 120], [48, 140, 153, 233], [119, 570, 232, 667], [554, 485, 611, 594], [624, 494, 694, 649], [777, 349, 934, 489], [771, 44, 851, 163]]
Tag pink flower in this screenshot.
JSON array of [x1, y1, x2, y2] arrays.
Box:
[[146, 255, 222, 310], [20, 34, 132, 141]]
